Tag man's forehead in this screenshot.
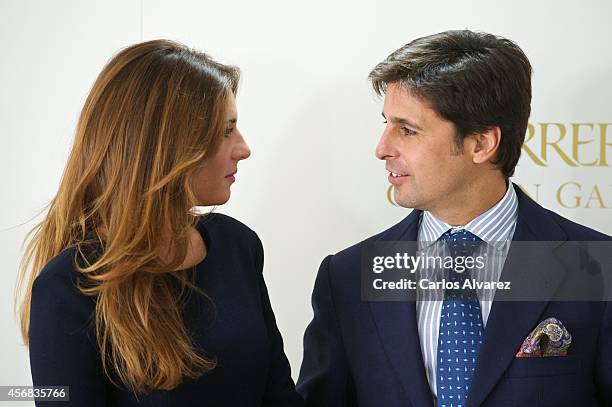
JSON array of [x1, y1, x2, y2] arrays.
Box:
[[383, 88, 428, 123], [384, 82, 428, 106], [382, 84, 445, 126]]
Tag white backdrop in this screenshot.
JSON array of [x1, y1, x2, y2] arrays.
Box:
[[1, 0, 611, 399]]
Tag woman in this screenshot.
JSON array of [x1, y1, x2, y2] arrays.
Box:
[[16, 39, 303, 406]]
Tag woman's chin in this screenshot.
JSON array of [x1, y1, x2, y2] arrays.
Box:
[[198, 192, 231, 207]]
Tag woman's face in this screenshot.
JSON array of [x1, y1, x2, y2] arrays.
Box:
[[191, 91, 251, 206]]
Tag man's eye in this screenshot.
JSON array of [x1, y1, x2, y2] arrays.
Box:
[[382, 120, 388, 124], [402, 127, 416, 136]]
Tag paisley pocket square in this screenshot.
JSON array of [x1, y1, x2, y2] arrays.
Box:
[[515, 317, 572, 358]]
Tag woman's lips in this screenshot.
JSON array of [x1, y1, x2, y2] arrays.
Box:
[[225, 171, 236, 183]]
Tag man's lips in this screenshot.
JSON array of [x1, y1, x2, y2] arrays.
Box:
[[388, 171, 408, 177], [387, 170, 409, 185]]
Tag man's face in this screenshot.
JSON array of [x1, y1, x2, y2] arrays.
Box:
[[375, 82, 476, 213]]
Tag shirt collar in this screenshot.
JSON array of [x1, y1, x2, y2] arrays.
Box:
[[418, 184, 518, 250]]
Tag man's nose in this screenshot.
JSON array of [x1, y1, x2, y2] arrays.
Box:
[[375, 129, 394, 160]]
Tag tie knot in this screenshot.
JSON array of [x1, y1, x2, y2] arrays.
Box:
[[440, 228, 481, 242], [440, 228, 482, 258]]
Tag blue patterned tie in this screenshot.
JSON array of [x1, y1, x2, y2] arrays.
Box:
[[436, 229, 484, 407]]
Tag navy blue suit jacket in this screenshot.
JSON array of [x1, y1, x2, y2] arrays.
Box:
[[297, 185, 612, 406]]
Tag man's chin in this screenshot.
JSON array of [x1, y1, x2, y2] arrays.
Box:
[[394, 193, 419, 209]]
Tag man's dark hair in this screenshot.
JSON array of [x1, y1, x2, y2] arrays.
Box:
[[368, 29, 532, 178]]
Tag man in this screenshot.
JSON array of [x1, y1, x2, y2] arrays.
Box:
[[297, 30, 612, 406]]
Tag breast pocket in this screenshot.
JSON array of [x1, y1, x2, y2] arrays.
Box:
[[504, 355, 582, 378]]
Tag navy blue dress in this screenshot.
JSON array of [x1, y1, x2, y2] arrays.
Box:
[[29, 213, 304, 406]]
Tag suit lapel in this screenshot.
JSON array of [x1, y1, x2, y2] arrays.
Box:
[[368, 210, 435, 407], [467, 185, 569, 407]]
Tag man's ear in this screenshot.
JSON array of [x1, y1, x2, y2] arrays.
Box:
[[469, 126, 501, 164]]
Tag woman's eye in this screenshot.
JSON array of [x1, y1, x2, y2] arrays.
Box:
[[224, 127, 234, 137]]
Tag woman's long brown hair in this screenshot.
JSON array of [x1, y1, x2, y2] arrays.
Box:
[[15, 39, 239, 394]]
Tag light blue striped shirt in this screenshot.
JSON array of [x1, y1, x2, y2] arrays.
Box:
[[416, 184, 519, 399]]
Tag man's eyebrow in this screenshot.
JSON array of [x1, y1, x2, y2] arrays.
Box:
[[381, 112, 423, 131]]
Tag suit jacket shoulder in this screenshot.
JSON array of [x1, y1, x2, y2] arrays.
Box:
[[543, 208, 612, 241], [325, 209, 420, 289]]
